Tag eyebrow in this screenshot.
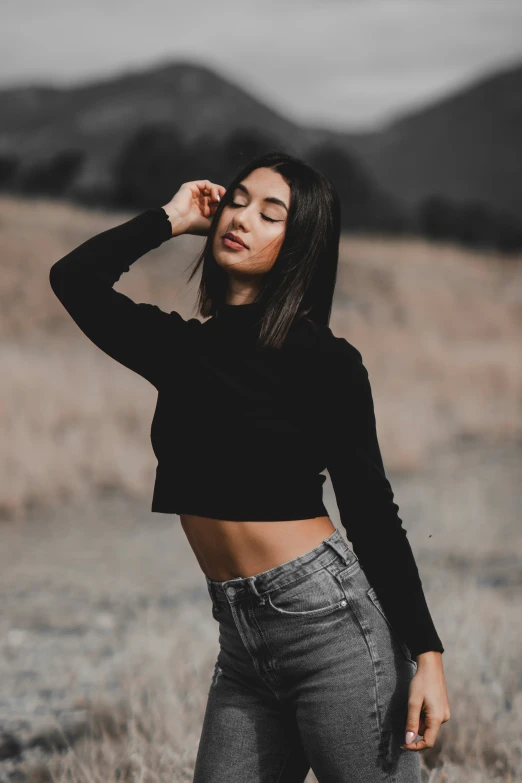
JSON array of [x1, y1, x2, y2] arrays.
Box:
[[234, 183, 288, 212]]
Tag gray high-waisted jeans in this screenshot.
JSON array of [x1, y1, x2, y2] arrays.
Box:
[[194, 528, 420, 783]]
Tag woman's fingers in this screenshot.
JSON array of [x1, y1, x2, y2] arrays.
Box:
[[404, 721, 441, 752], [192, 180, 225, 204], [401, 716, 442, 752]]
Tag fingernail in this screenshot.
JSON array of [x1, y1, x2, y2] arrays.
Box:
[[216, 194, 221, 201], [405, 731, 415, 743]]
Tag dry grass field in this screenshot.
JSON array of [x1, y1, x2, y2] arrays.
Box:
[[0, 195, 521, 782]]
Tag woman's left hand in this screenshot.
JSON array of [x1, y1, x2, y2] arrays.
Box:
[[401, 651, 451, 751]]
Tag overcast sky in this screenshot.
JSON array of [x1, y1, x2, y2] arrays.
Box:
[[2, 0, 521, 130]]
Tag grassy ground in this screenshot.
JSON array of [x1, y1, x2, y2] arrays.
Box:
[[0, 439, 520, 782], [0, 195, 521, 781]]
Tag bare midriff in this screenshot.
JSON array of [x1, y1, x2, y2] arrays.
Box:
[[179, 513, 337, 581]]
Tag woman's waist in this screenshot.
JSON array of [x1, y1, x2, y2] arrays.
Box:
[[179, 512, 336, 582]]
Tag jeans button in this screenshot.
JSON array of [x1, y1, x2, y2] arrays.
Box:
[[226, 586, 236, 596]]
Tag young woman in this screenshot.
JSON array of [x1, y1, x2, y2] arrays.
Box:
[[49, 151, 450, 782]]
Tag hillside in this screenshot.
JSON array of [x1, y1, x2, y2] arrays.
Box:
[[0, 59, 521, 227], [340, 61, 522, 220], [0, 60, 320, 201]]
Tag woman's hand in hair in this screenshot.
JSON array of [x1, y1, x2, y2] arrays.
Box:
[[162, 180, 226, 237]]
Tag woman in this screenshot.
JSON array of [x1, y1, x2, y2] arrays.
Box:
[[49, 151, 450, 782]]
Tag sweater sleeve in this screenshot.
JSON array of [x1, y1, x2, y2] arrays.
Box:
[[324, 338, 444, 657], [49, 207, 186, 388]]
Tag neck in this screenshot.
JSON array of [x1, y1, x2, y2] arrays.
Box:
[[224, 296, 259, 306], [215, 300, 263, 332]]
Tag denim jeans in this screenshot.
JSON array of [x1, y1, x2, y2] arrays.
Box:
[[194, 528, 420, 783]]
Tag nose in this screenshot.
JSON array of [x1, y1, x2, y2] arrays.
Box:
[[230, 204, 253, 233], [231, 217, 248, 235]]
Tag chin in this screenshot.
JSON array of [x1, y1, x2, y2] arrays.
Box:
[[214, 253, 236, 270]]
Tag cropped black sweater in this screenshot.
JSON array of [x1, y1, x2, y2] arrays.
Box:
[[49, 206, 444, 657]]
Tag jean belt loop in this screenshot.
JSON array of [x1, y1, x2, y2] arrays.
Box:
[[246, 575, 266, 604], [206, 578, 220, 611], [325, 536, 350, 566]]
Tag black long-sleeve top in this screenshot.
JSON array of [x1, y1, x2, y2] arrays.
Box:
[[49, 206, 444, 657]]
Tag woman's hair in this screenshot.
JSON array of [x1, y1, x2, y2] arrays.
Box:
[[187, 150, 341, 349]]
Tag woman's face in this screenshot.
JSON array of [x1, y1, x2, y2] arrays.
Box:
[[212, 167, 290, 278]]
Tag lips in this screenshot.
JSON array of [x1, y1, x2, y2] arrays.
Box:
[[223, 232, 248, 249]]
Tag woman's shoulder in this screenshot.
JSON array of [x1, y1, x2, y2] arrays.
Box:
[[302, 318, 363, 365]]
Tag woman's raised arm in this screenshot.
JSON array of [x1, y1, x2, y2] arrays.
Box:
[[49, 207, 187, 388]]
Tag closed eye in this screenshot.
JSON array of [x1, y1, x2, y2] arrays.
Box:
[[230, 202, 282, 223]]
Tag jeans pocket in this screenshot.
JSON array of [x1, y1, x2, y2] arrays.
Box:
[[266, 566, 349, 617], [367, 587, 417, 669]]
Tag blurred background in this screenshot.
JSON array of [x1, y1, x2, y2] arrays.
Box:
[[1, 1, 521, 781]]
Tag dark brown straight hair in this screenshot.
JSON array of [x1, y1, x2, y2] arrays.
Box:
[[187, 151, 341, 349]]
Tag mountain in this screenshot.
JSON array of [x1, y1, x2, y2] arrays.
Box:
[[334, 60, 522, 221], [0, 60, 326, 199], [0, 58, 520, 223]]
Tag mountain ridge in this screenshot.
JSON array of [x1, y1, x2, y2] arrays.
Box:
[[0, 58, 520, 222]]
